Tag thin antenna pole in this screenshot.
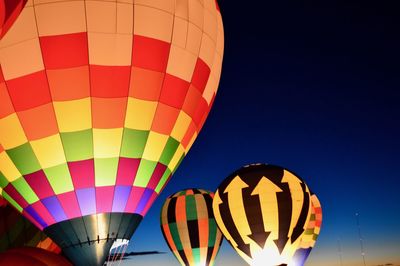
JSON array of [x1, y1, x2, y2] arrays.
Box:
[[337, 238, 343, 266], [355, 213, 367, 266]]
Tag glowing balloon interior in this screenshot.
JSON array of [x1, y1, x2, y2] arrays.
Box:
[[212, 164, 312, 266], [0, 0, 224, 265], [161, 188, 223, 266]]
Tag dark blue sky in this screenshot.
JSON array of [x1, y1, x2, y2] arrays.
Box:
[[127, 2, 400, 265]]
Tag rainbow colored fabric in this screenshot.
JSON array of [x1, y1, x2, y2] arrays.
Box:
[[0, 0, 224, 231]]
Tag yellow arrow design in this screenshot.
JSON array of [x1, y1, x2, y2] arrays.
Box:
[[282, 170, 304, 237], [251, 176, 282, 241]]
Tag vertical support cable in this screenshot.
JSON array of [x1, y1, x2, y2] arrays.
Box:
[[355, 213, 366, 266]]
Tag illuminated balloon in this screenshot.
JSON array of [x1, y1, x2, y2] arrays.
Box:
[[0, 195, 60, 253], [161, 189, 223, 266], [292, 193, 322, 266], [0, 247, 71, 266], [212, 164, 312, 266], [0, 0, 224, 265], [0, 0, 27, 39]]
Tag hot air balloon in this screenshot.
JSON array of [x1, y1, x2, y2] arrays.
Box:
[[212, 164, 312, 266], [292, 193, 322, 266], [161, 188, 223, 266], [0, 246, 71, 266], [0, 195, 60, 253], [0, 0, 224, 265], [0, 0, 27, 39]]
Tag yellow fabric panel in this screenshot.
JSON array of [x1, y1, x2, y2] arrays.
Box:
[[30, 134, 66, 168], [170, 111, 191, 142], [171, 17, 188, 49], [86, 1, 117, 34], [194, 194, 208, 219], [188, 0, 204, 30], [212, 190, 237, 247], [141, 131, 169, 162], [166, 44, 197, 82], [134, 5, 173, 43], [199, 34, 216, 69], [124, 98, 157, 130], [160, 198, 170, 225], [116, 2, 134, 34], [168, 144, 185, 173], [93, 128, 123, 158], [0, 38, 44, 80], [88, 33, 133, 66], [186, 23, 202, 56], [0, 152, 22, 182], [54, 98, 92, 132], [0, 5, 37, 48], [175, 0, 188, 20], [135, 0, 175, 14], [0, 114, 28, 149], [203, 8, 218, 44], [35, 1, 86, 36]]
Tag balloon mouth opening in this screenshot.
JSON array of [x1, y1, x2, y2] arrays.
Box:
[[44, 212, 142, 266]]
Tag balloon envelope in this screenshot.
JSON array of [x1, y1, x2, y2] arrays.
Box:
[[292, 193, 322, 266], [0, 196, 60, 253], [0, 0, 27, 39], [0, 247, 71, 266], [0, 0, 223, 265], [212, 164, 312, 266], [161, 188, 223, 266]]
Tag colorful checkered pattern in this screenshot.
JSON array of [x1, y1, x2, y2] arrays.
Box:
[[292, 193, 322, 266], [0, 0, 224, 231], [161, 189, 223, 266], [0, 195, 60, 254], [0, 0, 27, 39]]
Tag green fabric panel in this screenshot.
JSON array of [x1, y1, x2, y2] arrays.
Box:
[[310, 214, 316, 221], [168, 222, 183, 250], [159, 137, 179, 165], [305, 228, 314, 235], [6, 143, 41, 175], [192, 248, 201, 264], [208, 219, 217, 247], [44, 164, 74, 194], [185, 195, 197, 221], [172, 152, 185, 174], [133, 159, 157, 187], [0, 172, 9, 188], [154, 168, 171, 193], [12, 178, 39, 204], [60, 129, 93, 162], [120, 129, 149, 158], [2, 191, 22, 212], [94, 157, 119, 186]]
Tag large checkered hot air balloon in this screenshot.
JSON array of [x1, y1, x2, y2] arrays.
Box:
[[0, 196, 60, 253], [0, 0, 27, 38], [212, 164, 312, 266], [292, 193, 322, 266], [161, 189, 223, 266], [0, 0, 224, 265]]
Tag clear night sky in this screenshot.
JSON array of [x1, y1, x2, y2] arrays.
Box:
[[121, 1, 400, 265]]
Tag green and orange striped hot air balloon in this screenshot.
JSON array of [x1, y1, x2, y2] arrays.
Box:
[[292, 193, 322, 266], [161, 188, 223, 266], [0, 0, 224, 265]]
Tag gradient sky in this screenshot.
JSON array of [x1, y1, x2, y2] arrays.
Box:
[[118, 1, 400, 265]]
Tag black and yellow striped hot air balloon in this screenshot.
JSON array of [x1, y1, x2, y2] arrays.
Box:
[[160, 188, 223, 266], [212, 164, 312, 266], [292, 193, 322, 266]]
